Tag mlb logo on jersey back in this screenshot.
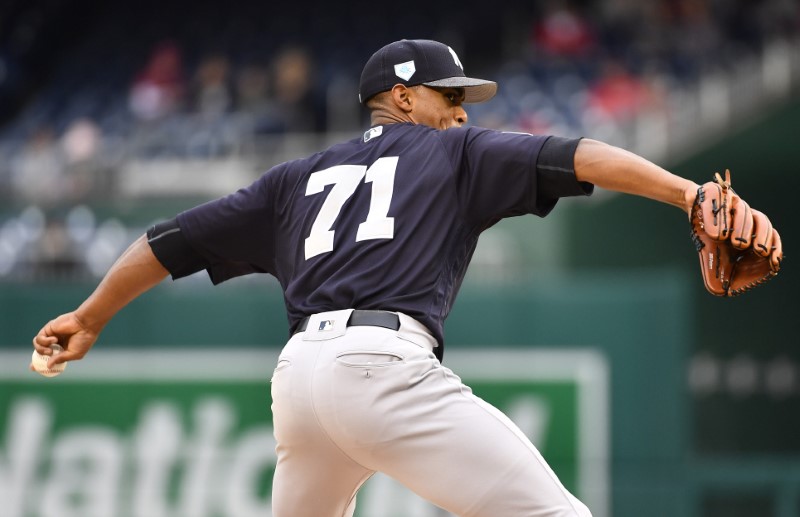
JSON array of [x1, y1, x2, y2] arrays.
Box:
[[318, 320, 335, 331], [363, 126, 383, 142]]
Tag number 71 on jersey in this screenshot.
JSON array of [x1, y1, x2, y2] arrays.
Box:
[[304, 157, 398, 260]]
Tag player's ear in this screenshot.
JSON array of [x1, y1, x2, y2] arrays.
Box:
[[390, 84, 413, 113]]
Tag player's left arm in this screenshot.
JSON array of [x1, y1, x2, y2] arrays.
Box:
[[32, 234, 168, 368], [573, 138, 699, 214]]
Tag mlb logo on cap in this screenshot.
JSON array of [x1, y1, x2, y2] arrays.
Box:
[[394, 60, 416, 81]]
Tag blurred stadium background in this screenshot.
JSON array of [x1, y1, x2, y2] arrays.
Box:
[[1, 0, 799, 516]]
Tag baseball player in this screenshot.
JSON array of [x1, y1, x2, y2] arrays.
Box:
[[31, 39, 780, 517]]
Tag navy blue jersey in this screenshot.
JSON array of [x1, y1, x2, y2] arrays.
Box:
[[176, 123, 592, 357]]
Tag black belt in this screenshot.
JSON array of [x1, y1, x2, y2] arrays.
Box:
[[296, 310, 400, 333]]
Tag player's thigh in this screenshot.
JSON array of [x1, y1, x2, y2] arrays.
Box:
[[361, 366, 592, 517], [272, 456, 372, 517]]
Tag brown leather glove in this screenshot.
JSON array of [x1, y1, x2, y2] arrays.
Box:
[[689, 170, 783, 296]]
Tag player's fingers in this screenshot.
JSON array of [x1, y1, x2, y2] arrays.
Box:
[[751, 209, 774, 257], [32, 334, 58, 349], [729, 195, 753, 250], [32, 321, 59, 353], [51, 340, 94, 366], [47, 344, 85, 367], [47, 354, 68, 369], [769, 228, 783, 272]]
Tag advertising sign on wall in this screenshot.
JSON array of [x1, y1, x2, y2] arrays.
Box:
[[1, 348, 608, 517]]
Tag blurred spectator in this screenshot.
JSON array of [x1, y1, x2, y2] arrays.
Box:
[[270, 46, 324, 132], [10, 126, 65, 206], [62, 117, 101, 163], [236, 62, 271, 113], [182, 52, 239, 157], [61, 117, 112, 200], [531, 1, 596, 58], [31, 218, 85, 279], [586, 59, 655, 121], [660, 0, 724, 74], [235, 61, 284, 132], [128, 41, 185, 121], [190, 52, 234, 120]]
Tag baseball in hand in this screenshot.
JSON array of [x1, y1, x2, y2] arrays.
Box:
[[31, 344, 67, 377]]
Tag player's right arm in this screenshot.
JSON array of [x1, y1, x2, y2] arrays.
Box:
[[32, 234, 169, 368]]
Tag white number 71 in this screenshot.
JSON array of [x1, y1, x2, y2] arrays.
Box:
[[304, 156, 398, 260]]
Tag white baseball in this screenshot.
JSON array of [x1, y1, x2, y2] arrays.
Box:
[[31, 344, 67, 377]]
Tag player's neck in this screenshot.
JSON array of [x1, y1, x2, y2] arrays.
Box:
[[370, 108, 413, 127]]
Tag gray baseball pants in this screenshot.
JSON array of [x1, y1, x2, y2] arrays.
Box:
[[270, 309, 592, 517]]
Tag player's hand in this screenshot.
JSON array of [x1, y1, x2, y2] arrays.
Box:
[[31, 312, 99, 370]]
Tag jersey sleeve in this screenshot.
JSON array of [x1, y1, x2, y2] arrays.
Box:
[[441, 128, 593, 227], [535, 135, 594, 206], [176, 169, 279, 284]]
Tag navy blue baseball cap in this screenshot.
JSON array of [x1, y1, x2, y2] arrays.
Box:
[[358, 39, 498, 104]]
